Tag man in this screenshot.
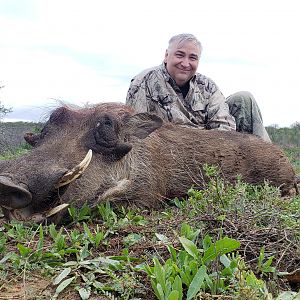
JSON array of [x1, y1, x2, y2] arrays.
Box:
[[126, 33, 271, 142]]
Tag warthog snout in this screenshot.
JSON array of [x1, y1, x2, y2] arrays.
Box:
[[0, 176, 32, 209]]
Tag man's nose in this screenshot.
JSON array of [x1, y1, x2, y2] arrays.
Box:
[[181, 57, 190, 67]]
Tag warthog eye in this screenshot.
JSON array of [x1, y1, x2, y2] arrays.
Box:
[[96, 115, 114, 128]]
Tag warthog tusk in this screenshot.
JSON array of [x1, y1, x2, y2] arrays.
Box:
[[45, 203, 70, 218], [54, 150, 93, 188], [7, 203, 70, 222]]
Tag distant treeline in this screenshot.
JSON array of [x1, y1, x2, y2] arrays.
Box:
[[266, 122, 300, 147], [0, 121, 42, 154]]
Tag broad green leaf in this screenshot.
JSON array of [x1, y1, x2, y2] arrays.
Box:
[[202, 235, 212, 251], [172, 275, 183, 300], [36, 225, 44, 252], [258, 246, 265, 262], [204, 272, 213, 291], [78, 287, 91, 300], [246, 272, 264, 289], [151, 279, 160, 300], [63, 261, 78, 267], [94, 231, 104, 247], [155, 233, 169, 243], [167, 290, 179, 300], [202, 246, 217, 264], [156, 283, 165, 300], [214, 237, 240, 254], [142, 264, 153, 275], [83, 222, 93, 240], [123, 233, 142, 247], [178, 250, 188, 268], [153, 258, 166, 293], [275, 291, 300, 300], [186, 266, 206, 300], [167, 245, 177, 262], [93, 280, 104, 289], [17, 243, 31, 257], [68, 206, 76, 219], [55, 276, 75, 295], [109, 254, 139, 262], [53, 267, 72, 285], [179, 236, 199, 259], [202, 237, 240, 264], [166, 280, 172, 299], [0, 253, 13, 264], [219, 254, 231, 267], [189, 260, 198, 275], [179, 268, 191, 286], [48, 223, 58, 239], [92, 256, 121, 269], [180, 223, 190, 237], [264, 256, 275, 268]]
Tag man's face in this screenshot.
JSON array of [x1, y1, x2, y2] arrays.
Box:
[[164, 40, 200, 87]]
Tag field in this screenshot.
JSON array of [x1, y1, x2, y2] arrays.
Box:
[[0, 123, 299, 299]]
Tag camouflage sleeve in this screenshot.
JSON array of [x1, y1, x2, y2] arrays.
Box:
[[126, 75, 152, 113], [194, 74, 236, 131], [206, 90, 236, 131]]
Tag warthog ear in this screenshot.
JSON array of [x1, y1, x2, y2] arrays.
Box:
[[91, 114, 132, 160], [123, 113, 163, 138], [24, 132, 40, 147]]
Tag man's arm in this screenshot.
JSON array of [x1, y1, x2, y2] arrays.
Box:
[[126, 68, 159, 113], [126, 78, 150, 113], [194, 74, 236, 131]]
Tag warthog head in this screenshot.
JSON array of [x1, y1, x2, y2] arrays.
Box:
[[0, 102, 162, 223]]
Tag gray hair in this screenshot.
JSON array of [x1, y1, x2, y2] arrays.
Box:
[[168, 33, 203, 54]]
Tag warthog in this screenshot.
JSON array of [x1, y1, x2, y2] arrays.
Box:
[[0, 102, 298, 223]]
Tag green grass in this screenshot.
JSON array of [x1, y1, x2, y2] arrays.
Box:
[[0, 143, 31, 160], [284, 147, 300, 174]]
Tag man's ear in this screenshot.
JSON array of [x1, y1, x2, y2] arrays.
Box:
[[123, 113, 163, 139]]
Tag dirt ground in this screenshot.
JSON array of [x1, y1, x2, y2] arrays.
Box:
[[0, 274, 109, 300]]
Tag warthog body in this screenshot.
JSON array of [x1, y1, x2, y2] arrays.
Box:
[[0, 103, 298, 223]]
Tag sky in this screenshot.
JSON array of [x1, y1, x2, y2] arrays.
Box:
[[0, 0, 300, 127]]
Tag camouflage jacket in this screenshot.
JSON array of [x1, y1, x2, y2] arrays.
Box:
[[126, 63, 236, 131]]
